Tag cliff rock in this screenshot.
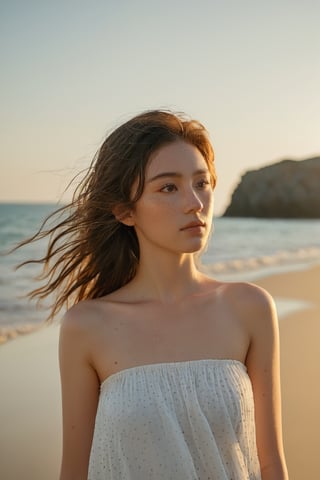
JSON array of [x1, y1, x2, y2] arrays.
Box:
[[223, 156, 320, 218]]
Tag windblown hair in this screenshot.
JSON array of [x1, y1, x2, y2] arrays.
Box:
[[17, 110, 216, 321]]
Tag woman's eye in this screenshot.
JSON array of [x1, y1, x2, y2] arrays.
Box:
[[196, 179, 210, 189], [160, 184, 177, 193]]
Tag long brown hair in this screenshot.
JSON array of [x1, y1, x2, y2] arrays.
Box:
[[17, 110, 216, 321]]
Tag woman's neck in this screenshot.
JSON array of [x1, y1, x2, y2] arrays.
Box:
[[127, 249, 206, 304]]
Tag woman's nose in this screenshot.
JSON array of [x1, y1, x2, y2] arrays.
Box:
[[183, 188, 204, 213]]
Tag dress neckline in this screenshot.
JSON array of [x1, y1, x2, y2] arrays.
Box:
[[100, 358, 246, 390]]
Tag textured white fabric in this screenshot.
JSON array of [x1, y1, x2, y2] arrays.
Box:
[[88, 359, 261, 480]]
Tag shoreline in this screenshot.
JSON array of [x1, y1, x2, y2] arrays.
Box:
[[0, 263, 319, 479]]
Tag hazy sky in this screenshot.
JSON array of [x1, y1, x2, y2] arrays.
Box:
[[1, 0, 319, 214]]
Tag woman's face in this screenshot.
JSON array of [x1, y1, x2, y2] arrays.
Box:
[[129, 140, 214, 256]]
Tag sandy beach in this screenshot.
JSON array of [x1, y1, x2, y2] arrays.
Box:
[[0, 264, 319, 480], [255, 264, 320, 479], [0, 324, 61, 480]]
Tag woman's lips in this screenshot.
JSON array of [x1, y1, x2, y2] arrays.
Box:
[[180, 221, 206, 231]]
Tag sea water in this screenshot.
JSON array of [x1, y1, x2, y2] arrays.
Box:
[[1, 203, 320, 338]]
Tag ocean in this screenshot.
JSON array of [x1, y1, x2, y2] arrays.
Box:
[[1, 203, 320, 341]]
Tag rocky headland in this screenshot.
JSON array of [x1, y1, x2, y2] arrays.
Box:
[[223, 156, 320, 218]]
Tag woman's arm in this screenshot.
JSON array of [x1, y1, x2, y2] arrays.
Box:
[[59, 306, 100, 480], [245, 285, 289, 480]]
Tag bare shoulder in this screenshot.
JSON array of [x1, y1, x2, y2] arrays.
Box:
[[59, 302, 96, 363], [215, 279, 278, 330], [61, 295, 119, 329], [202, 274, 275, 313], [213, 280, 280, 364], [59, 297, 118, 351], [60, 300, 100, 338], [222, 280, 275, 308], [59, 297, 124, 385]]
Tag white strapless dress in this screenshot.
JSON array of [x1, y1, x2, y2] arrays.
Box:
[[88, 359, 261, 479]]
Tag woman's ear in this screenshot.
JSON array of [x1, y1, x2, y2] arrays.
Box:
[[112, 205, 135, 227]]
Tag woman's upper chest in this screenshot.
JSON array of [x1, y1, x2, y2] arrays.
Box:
[[91, 297, 250, 382]]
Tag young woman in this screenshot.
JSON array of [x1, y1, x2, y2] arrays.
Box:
[[22, 110, 288, 479]]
